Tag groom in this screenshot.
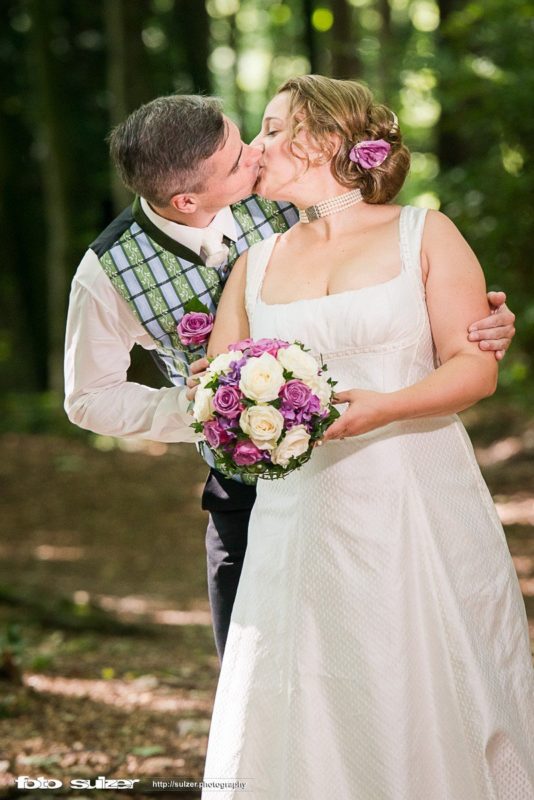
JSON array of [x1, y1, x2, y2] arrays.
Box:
[[64, 94, 516, 659]]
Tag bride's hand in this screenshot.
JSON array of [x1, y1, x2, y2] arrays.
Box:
[[322, 389, 393, 441]]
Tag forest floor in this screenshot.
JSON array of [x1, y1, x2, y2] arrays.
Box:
[[0, 398, 533, 799]]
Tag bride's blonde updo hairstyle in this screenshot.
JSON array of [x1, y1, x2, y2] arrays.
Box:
[[277, 74, 410, 203]]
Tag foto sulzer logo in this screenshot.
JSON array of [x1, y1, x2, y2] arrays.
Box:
[[15, 777, 62, 789], [15, 775, 140, 790]]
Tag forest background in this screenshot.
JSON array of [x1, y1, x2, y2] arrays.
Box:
[[0, 1, 533, 795], [1, 0, 533, 406]]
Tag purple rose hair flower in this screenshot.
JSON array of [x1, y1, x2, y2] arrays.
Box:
[[212, 385, 243, 418], [177, 311, 214, 346], [203, 419, 236, 449], [279, 379, 313, 409], [349, 139, 391, 170], [232, 440, 264, 466]]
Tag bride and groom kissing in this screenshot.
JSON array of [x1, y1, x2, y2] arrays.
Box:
[[65, 76, 533, 798]]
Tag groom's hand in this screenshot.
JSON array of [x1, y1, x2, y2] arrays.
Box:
[[185, 357, 209, 401], [468, 291, 515, 361]]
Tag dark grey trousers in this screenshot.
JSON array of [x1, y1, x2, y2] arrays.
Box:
[[202, 470, 256, 660]]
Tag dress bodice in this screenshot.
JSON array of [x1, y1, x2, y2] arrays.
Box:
[[245, 205, 436, 394]]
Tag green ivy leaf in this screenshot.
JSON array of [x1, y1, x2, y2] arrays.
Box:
[[183, 298, 211, 315]]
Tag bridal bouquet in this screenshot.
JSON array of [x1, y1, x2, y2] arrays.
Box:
[[191, 338, 339, 481]]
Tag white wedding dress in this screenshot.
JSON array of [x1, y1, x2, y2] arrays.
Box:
[[202, 206, 534, 799]]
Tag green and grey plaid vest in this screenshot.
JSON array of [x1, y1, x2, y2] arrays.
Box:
[[91, 195, 298, 386]]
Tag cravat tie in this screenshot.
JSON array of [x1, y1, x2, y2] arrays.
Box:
[[200, 229, 230, 268]]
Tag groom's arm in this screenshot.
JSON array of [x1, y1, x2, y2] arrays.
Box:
[[64, 251, 200, 443]]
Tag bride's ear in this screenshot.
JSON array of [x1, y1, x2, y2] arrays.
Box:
[[308, 131, 343, 167]]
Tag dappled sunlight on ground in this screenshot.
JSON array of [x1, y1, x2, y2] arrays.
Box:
[[495, 495, 534, 526], [96, 593, 212, 626], [24, 672, 213, 715], [0, 413, 533, 794]]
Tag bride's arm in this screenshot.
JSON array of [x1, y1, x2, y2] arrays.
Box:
[[207, 253, 250, 358], [323, 210, 498, 440]]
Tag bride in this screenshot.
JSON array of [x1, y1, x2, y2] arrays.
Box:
[[200, 75, 534, 799]]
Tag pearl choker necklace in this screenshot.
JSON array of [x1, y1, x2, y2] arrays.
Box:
[[298, 188, 363, 223]]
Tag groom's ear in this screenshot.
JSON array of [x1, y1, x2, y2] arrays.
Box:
[[170, 193, 199, 214]]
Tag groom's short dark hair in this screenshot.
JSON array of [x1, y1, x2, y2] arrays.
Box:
[[108, 95, 226, 207]]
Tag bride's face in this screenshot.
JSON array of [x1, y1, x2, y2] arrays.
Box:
[[251, 92, 314, 201]]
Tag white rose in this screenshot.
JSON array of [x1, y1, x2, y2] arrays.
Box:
[[304, 374, 333, 410], [271, 425, 311, 467], [193, 386, 215, 422], [198, 371, 212, 389], [239, 405, 284, 450], [209, 350, 243, 375], [239, 352, 285, 402], [277, 344, 319, 381]]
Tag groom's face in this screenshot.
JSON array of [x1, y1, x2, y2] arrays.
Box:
[[195, 116, 262, 212]]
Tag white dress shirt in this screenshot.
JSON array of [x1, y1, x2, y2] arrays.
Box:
[[64, 201, 237, 443]]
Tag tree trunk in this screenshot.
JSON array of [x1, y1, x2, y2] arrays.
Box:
[[229, 13, 245, 132], [436, 0, 467, 169], [28, 0, 73, 394], [302, 0, 320, 73], [104, 0, 131, 212], [173, 0, 211, 94], [377, 0, 393, 101], [104, 0, 154, 213], [331, 0, 361, 80]]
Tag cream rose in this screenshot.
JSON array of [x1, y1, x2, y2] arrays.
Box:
[[209, 350, 243, 375], [239, 405, 284, 450], [193, 386, 215, 422], [239, 352, 285, 402], [198, 371, 213, 389], [304, 374, 332, 410], [271, 425, 311, 466], [277, 344, 319, 381]]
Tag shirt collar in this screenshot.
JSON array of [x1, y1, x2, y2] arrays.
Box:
[[139, 198, 237, 255]]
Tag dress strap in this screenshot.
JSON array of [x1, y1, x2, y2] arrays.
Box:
[[244, 233, 280, 327], [399, 205, 429, 277]]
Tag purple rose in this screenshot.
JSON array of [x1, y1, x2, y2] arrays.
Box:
[[304, 394, 322, 416], [218, 357, 247, 386], [232, 440, 264, 466], [177, 311, 214, 346], [217, 415, 239, 431], [212, 386, 243, 418], [349, 139, 391, 170], [279, 379, 312, 409], [280, 393, 322, 428], [229, 338, 253, 352], [247, 338, 290, 357], [203, 419, 235, 449]]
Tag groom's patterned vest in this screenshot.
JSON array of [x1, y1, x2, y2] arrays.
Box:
[[90, 195, 298, 386]]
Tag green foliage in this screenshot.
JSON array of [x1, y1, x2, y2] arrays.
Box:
[[0, 0, 532, 403], [434, 0, 534, 389], [0, 622, 24, 678]]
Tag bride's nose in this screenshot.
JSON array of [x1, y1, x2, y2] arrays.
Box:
[[245, 143, 263, 165], [249, 131, 264, 148]]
